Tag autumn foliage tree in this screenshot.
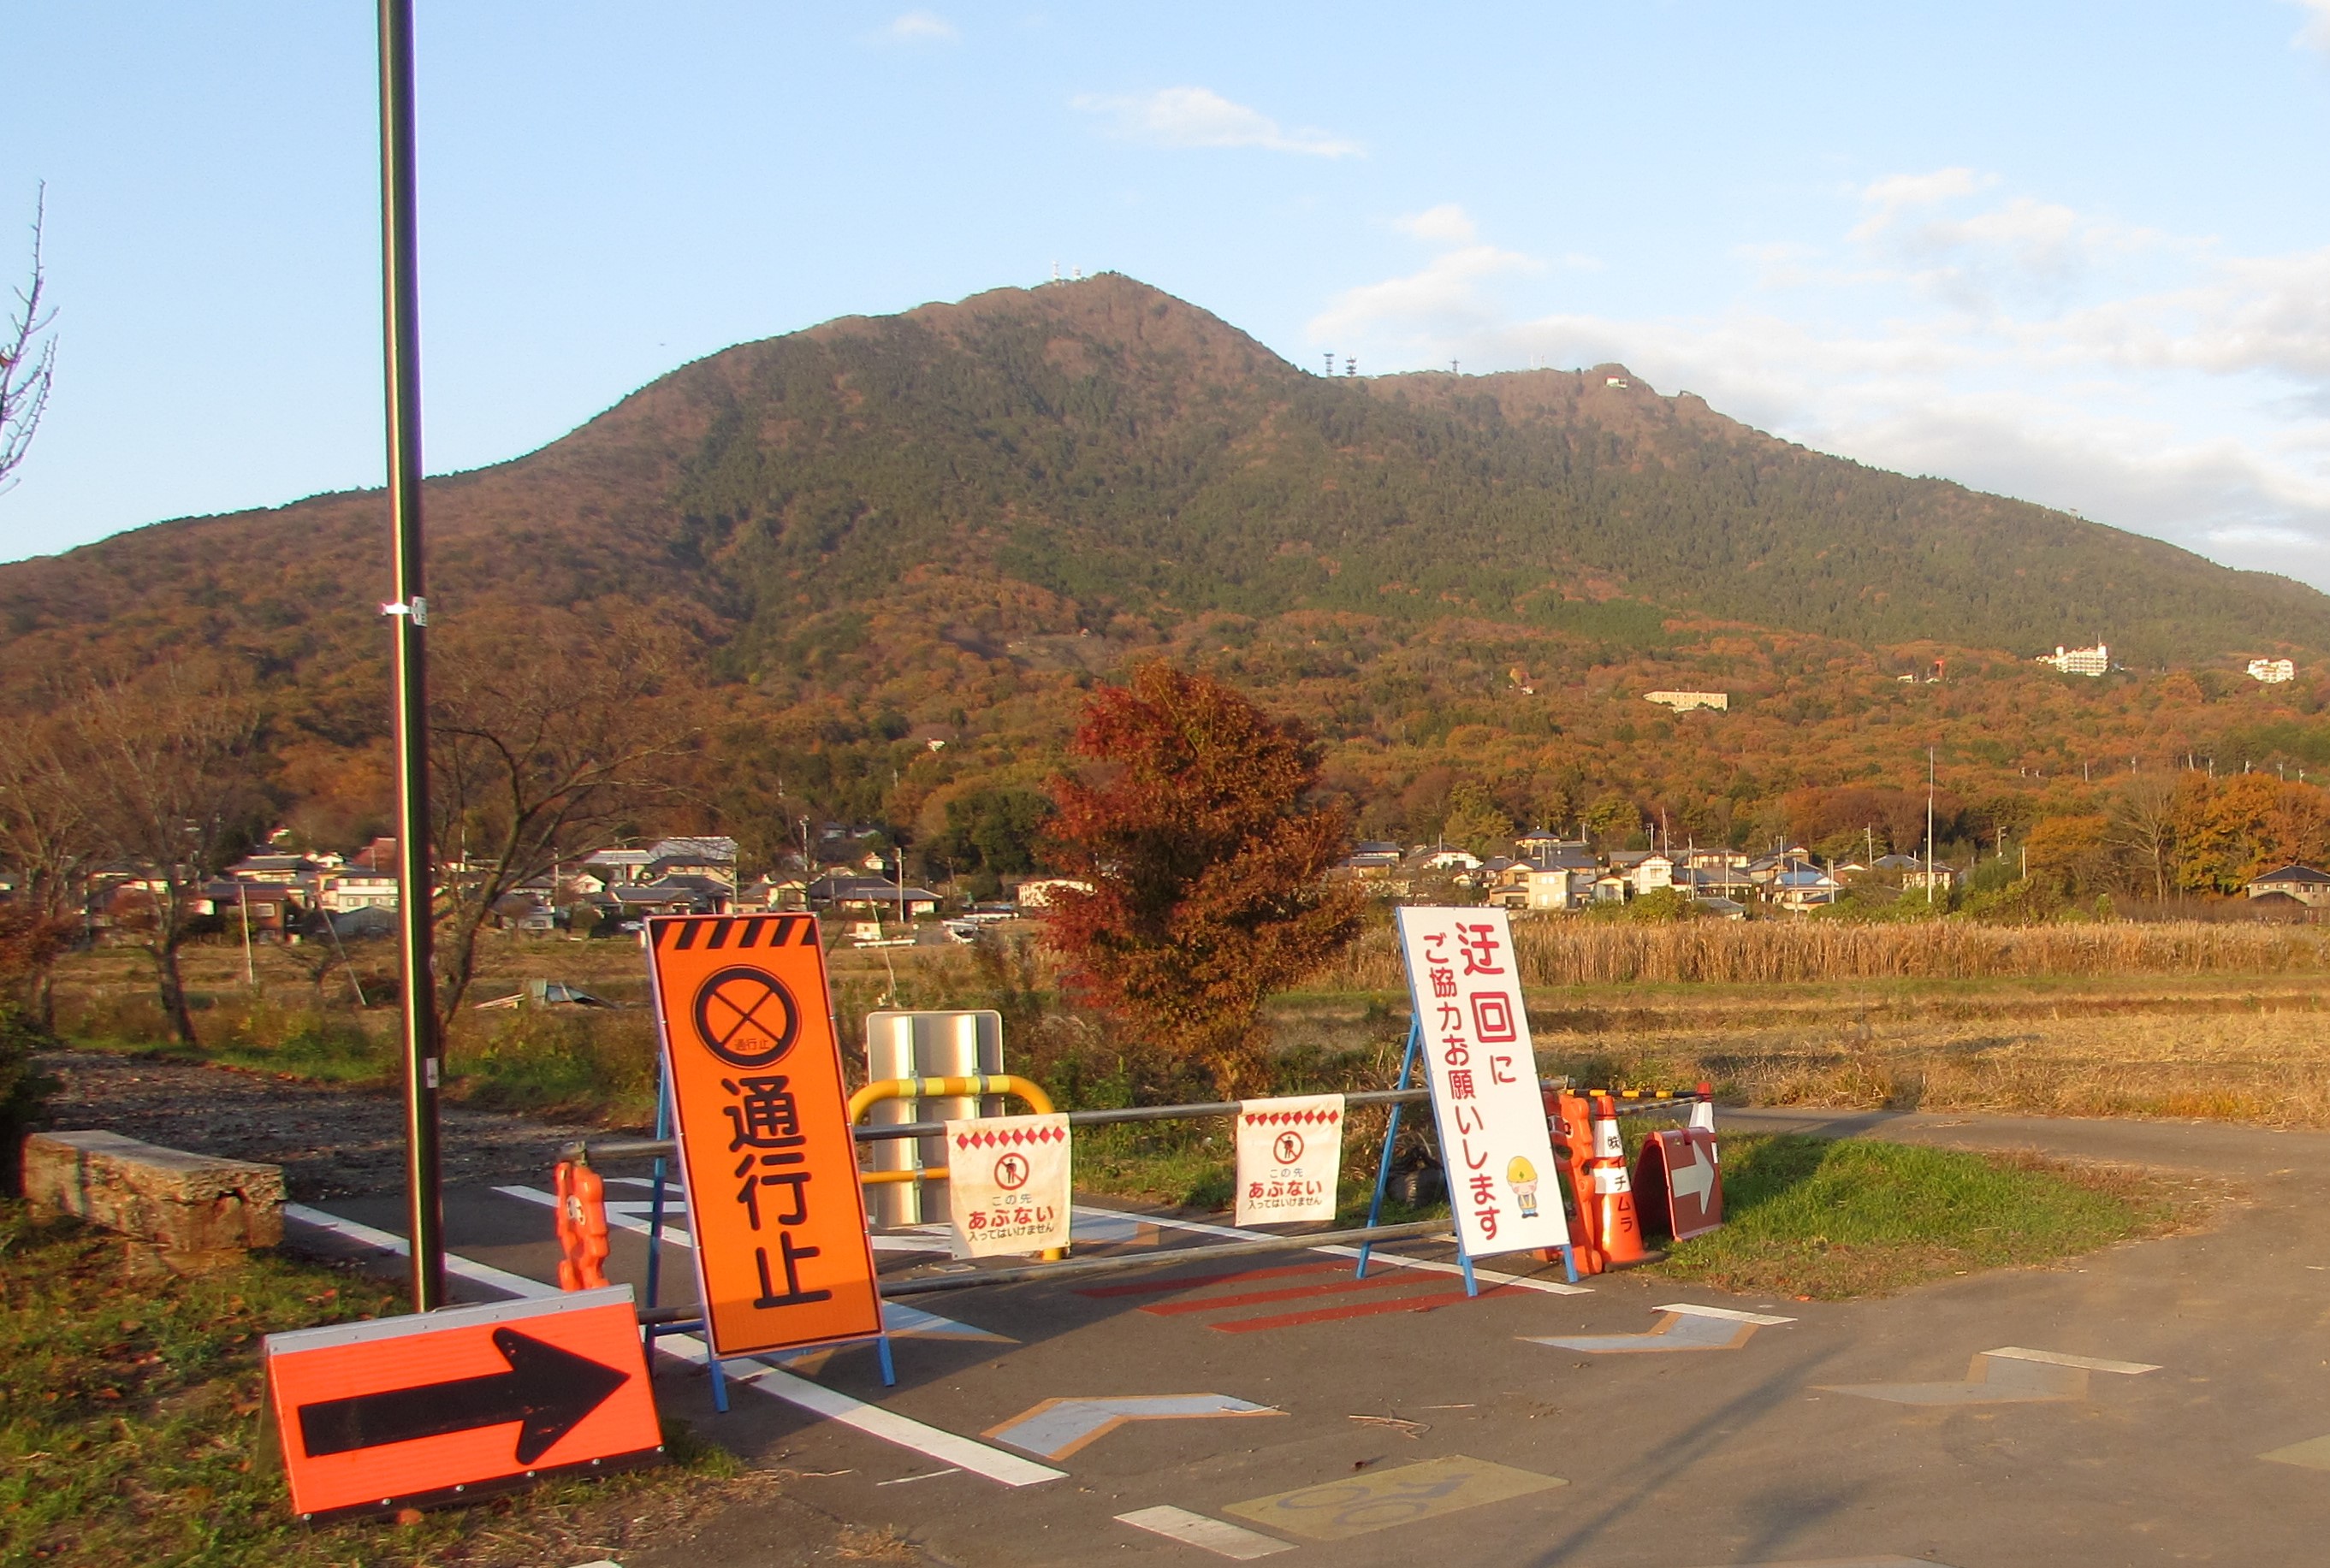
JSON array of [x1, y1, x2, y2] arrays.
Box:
[[1036, 663, 1363, 1096]]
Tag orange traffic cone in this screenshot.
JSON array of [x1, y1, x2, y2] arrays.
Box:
[[1586, 1092, 1651, 1266]]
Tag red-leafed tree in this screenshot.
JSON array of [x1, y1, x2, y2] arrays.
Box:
[[1037, 663, 1363, 1095]]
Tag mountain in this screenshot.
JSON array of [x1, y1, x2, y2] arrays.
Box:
[[4, 274, 2327, 858]]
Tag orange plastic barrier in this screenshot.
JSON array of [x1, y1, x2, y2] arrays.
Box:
[[554, 1159, 610, 1292], [1544, 1089, 1606, 1274]]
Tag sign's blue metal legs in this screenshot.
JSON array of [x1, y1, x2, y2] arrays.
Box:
[[1356, 1020, 1423, 1281]]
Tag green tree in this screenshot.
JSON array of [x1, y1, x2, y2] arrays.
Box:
[[1035, 663, 1363, 1096], [1439, 779, 1513, 857], [928, 785, 1051, 900], [1585, 794, 1642, 848]]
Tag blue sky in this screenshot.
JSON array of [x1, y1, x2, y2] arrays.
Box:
[[7, 2, 2330, 593]]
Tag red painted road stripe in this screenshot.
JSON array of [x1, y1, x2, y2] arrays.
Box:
[[1075, 1259, 1348, 1300], [1140, 1274, 1438, 1317], [1212, 1284, 1520, 1334]]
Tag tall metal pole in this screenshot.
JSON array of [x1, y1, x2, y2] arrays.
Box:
[[378, 0, 444, 1313]]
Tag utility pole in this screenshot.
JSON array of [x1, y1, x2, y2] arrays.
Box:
[[1925, 748, 1936, 907], [377, 0, 443, 1313]]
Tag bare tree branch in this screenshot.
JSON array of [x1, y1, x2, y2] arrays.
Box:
[[428, 608, 699, 1027], [0, 184, 56, 496], [68, 666, 268, 1045]]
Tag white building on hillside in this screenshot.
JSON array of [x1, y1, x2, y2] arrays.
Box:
[[1645, 690, 1728, 712], [2038, 643, 2110, 677], [2250, 658, 2297, 684]]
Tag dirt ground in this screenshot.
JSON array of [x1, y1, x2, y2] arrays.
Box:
[[33, 1049, 609, 1199]]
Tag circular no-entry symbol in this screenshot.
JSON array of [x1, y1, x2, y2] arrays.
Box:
[[993, 1151, 1031, 1191], [692, 966, 800, 1068], [1273, 1130, 1306, 1165]]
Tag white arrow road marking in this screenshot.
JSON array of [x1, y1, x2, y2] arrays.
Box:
[[284, 1203, 1058, 1488], [1525, 1302, 1792, 1353], [987, 1393, 1282, 1460], [1821, 1346, 2158, 1406], [1116, 1506, 1293, 1559]]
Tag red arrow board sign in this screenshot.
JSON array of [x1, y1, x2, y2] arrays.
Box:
[[1632, 1128, 1725, 1242], [264, 1287, 662, 1521]]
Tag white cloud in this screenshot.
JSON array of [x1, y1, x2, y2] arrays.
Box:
[[879, 10, 957, 44], [1305, 179, 2330, 589], [1071, 87, 1361, 157], [1396, 204, 1478, 244], [2291, 0, 2330, 55], [1849, 167, 1997, 241]]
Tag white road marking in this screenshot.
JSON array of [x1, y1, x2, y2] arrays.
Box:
[[1657, 1302, 1797, 1326], [282, 1202, 1058, 1488], [1074, 1204, 1591, 1295], [1116, 1505, 1294, 1559], [489, 1185, 1008, 1343], [1985, 1346, 2159, 1375], [284, 1203, 559, 1299]]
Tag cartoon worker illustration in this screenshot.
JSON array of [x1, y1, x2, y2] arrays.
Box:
[[1507, 1155, 1540, 1219]]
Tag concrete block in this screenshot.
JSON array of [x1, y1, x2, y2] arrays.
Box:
[[21, 1129, 286, 1271]]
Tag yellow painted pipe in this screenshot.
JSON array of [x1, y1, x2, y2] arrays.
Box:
[[847, 1073, 1056, 1121], [850, 1073, 1064, 1259]]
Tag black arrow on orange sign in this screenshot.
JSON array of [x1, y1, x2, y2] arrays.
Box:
[[298, 1326, 631, 1465]]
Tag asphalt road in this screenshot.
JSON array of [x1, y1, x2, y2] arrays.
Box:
[[288, 1108, 2330, 1567]]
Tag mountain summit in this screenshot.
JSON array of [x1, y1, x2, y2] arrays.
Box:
[[3, 273, 2322, 712]]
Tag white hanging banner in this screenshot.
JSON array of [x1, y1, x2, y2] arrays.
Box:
[[1392, 907, 1569, 1258], [945, 1113, 1071, 1257], [1233, 1093, 1345, 1226]]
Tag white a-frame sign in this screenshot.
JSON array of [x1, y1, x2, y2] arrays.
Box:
[[1358, 907, 1573, 1290]]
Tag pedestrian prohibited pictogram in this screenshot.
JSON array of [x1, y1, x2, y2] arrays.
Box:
[[1235, 1094, 1343, 1226], [995, 1151, 1031, 1190], [692, 965, 800, 1068]]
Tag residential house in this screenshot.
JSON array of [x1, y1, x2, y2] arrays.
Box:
[[584, 849, 658, 886], [807, 874, 940, 918], [1770, 867, 1841, 910], [1698, 896, 1749, 920], [319, 873, 400, 913], [1632, 854, 1676, 896], [1671, 864, 1753, 902], [1523, 867, 1592, 912], [1681, 846, 1751, 871], [735, 878, 809, 913], [227, 853, 317, 884], [1901, 863, 1960, 895], [198, 879, 299, 934], [608, 879, 727, 918], [2249, 865, 2330, 908], [1014, 878, 1093, 911], [645, 837, 739, 886]]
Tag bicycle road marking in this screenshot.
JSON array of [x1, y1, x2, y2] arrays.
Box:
[[1224, 1453, 1564, 1541]]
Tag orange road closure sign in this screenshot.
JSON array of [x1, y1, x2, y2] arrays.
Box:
[[644, 912, 881, 1359], [264, 1287, 661, 1522]]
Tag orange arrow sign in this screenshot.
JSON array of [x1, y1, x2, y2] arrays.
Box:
[[264, 1287, 662, 1521]]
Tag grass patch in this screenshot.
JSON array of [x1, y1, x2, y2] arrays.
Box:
[[1648, 1133, 2203, 1299], [0, 1202, 761, 1566]]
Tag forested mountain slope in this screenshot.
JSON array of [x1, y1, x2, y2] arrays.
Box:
[[3, 272, 2322, 713]]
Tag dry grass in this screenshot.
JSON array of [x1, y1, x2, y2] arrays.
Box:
[[1310, 919, 2330, 991]]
